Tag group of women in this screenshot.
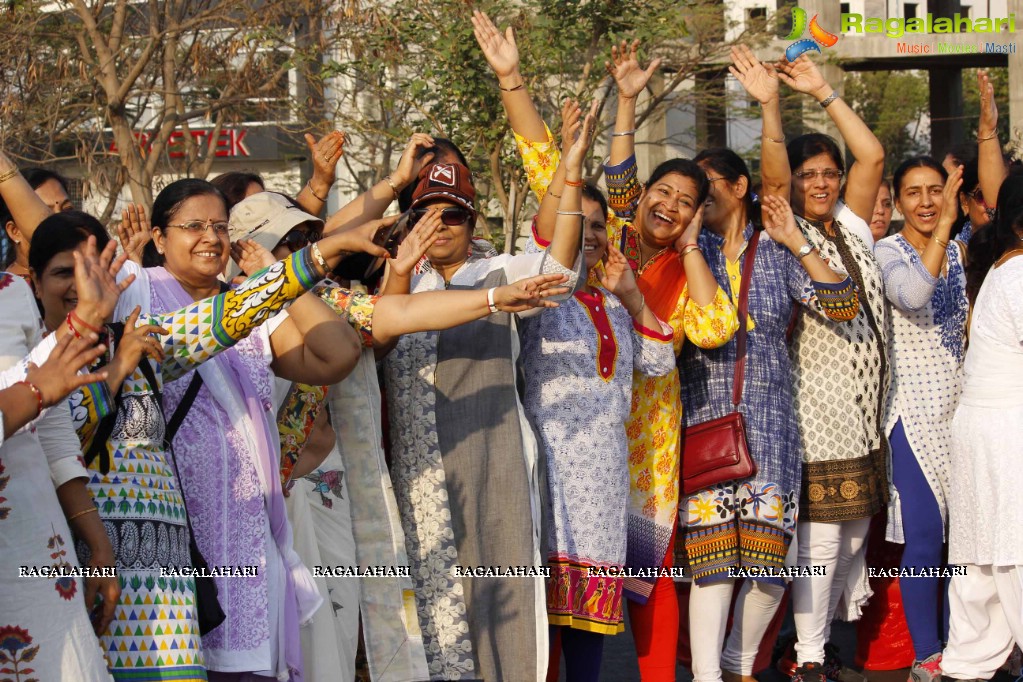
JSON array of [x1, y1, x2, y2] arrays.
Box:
[[1, 12, 1022, 682]]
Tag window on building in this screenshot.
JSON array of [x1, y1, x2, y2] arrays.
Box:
[[776, 0, 797, 37], [905, 3, 918, 19], [747, 7, 767, 32]]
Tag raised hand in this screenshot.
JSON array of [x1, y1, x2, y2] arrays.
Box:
[[118, 203, 151, 266], [306, 130, 345, 192], [977, 70, 998, 138], [492, 273, 570, 312], [391, 133, 437, 190], [761, 194, 804, 251], [563, 100, 599, 173], [597, 245, 640, 302], [776, 54, 831, 101], [729, 45, 779, 105], [676, 203, 706, 253], [389, 211, 441, 278], [73, 237, 135, 329], [938, 165, 964, 234], [104, 306, 167, 389], [471, 10, 520, 79], [24, 332, 109, 409], [231, 239, 277, 278], [606, 39, 662, 100], [559, 99, 583, 157]]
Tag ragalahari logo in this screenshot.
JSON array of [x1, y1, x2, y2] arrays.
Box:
[[784, 7, 840, 61]]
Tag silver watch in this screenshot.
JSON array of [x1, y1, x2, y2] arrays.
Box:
[[796, 243, 815, 259]]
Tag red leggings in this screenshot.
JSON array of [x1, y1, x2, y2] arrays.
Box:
[[627, 529, 679, 681]]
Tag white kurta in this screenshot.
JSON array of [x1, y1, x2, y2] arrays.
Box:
[[948, 256, 1023, 566], [0, 273, 112, 681]]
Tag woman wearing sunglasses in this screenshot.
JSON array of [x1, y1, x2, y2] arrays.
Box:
[[379, 155, 583, 681], [756, 54, 890, 682]]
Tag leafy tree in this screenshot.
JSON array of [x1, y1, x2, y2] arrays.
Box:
[[843, 69, 929, 173]]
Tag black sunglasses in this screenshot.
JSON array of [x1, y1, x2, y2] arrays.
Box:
[[410, 206, 474, 226], [278, 228, 320, 252]]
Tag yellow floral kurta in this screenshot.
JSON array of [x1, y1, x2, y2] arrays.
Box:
[[515, 128, 737, 602]]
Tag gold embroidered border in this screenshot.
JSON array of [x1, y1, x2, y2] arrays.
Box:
[[800, 454, 885, 522]]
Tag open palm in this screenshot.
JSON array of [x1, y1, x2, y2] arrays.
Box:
[[729, 45, 778, 104], [777, 54, 828, 96], [607, 40, 661, 100], [472, 10, 520, 78]]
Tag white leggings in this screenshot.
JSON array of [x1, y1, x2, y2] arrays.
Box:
[[689, 579, 786, 682], [791, 518, 871, 664]]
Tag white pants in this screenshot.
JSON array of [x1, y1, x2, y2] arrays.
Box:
[[792, 518, 871, 664], [690, 579, 786, 682], [943, 565, 1023, 680]]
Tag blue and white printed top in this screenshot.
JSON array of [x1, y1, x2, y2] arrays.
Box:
[[875, 234, 969, 541]]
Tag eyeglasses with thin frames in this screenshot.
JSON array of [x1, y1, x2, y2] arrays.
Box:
[[794, 169, 844, 181], [165, 218, 230, 236]]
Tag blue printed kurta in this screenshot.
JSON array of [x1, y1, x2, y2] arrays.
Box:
[[680, 225, 859, 584]]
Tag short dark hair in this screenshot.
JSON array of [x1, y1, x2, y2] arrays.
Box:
[[1, 168, 75, 267], [645, 158, 710, 207], [786, 133, 845, 174], [695, 147, 761, 229], [211, 172, 264, 211], [151, 178, 227, 231], [892, 156, 947, 199], [581, 183, 608, 219], [28, 211, 110, 277]]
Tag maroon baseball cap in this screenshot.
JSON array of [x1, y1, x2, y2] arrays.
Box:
[[409, 163, 476, 212]]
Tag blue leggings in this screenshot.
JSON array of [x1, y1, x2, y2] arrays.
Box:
[[890, 419, 950, 660], [551, 625, 606, 682]]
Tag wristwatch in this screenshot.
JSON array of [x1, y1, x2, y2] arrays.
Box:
[[796, 243, 815, 260]]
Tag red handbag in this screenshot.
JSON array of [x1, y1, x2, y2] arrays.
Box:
[[681, 231, 759, 496]]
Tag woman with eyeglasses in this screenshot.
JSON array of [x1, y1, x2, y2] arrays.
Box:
[[756, 55, 891, 682], [871, 157, 969, 682]]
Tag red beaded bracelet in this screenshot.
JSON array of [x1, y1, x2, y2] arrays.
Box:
[[65, 312, 83, 339], [17, 380, 43, 418]]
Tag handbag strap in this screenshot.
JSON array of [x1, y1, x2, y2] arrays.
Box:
[[138, 359, 203, 538], [732, 230, 760, 408]]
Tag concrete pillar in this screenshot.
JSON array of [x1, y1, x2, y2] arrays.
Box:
[[696, 69, 728, 149], [929, 68, 965, 158], [1008, 0, 1023, 142]]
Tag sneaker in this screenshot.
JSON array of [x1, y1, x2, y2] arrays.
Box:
[[823, 642, 867, 682], [792, 662, 828, 682], [910, 653, 943, 682]]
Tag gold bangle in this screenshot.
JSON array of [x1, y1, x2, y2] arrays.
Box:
[[978, 131, 998, 142], [383, 175, 400, 200], [67, 506, 99, 522], [0, 167, 18, 184], [934, 238, 948, 248], [766, 136, 786, 144]]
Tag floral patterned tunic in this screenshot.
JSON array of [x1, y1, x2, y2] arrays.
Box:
[[516, 130, 738, 602], [0, 273, 113, 682], [680, 226, 859, 584], [520, 287, 675, 634]]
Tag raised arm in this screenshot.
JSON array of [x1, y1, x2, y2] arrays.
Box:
[[296, 131, 346, 217], [607, 40, 661, 168], [472, 10, 547, 142], [546, 104, 595, 271], [976, 70, 1008, 209], [729, 45, 788, 200], [322, 133, 436, 237], [778, 55, 884, 221], [0, 150, 52, 244]]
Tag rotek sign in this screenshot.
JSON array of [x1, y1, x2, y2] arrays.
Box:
[[110, 128, 251, 158]]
